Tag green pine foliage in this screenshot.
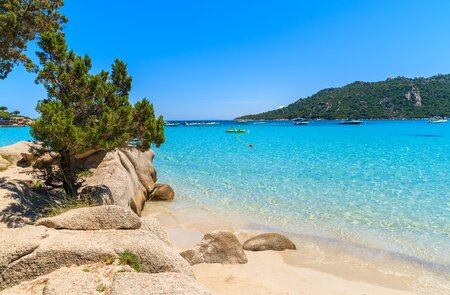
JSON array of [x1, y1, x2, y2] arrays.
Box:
[[30, 31, 165, 196], [237, 75, 450, 120], [0, 0, 67, 79]]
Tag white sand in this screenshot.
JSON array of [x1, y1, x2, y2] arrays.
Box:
[[143, 203, 425, 295]]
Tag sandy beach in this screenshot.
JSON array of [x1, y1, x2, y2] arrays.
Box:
[[142, 202, 444, 295]]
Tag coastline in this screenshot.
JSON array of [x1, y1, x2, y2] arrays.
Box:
[[142, 200, 449, 295], [1, 129, 449, 294]]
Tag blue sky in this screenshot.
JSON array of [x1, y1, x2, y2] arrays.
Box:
[[1, 0, 450, 119]]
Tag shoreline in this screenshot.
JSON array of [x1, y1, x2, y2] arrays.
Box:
[[142, 200, 450, 295], [0, 140, 449, 294]]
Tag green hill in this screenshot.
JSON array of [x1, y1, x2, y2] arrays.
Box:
[[237, 74, 450, 120]]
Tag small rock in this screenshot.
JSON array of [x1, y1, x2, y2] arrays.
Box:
[[35, 205, 141, 230], [180, 230, 247, 265], [150, 184, 175, 201], [110, 272, 212, 295], [20, 152, 34, 163], [243, 233, 296, 251]]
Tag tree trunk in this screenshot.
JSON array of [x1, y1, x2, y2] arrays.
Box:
[[59, 151, 76, 197]]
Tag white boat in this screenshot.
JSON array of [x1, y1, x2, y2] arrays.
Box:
[[184, 121, 220, 126], [292, 118, 310, 125], [294, 121, 310, 125], [429, 117, 448, 123], [183, 122, 203, 126], [339, 119, 363, 125], [164, 122, 180, 127]]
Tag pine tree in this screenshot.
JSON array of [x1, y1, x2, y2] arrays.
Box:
[[31, 32, 165, 196]]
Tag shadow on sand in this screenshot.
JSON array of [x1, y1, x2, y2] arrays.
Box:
[[0, 176, 53, 228]]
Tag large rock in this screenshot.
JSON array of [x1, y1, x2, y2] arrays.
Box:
[[140, 217, 171, 246], [180, 230, 247, 265], [0, 157, 11, 171], [243, 233, 296, 251], [110, 272, 212, 295], [0, 226, 193, 290], [0, 143, 159, 216], [0, 226, 48, 271], [0, 263, 135, 295], [2, 268, 211, 295], [35, 205, 141, 230], [150, 183, 175, 201], [80, 148, 157, 216], [0, 141, 38, 165]]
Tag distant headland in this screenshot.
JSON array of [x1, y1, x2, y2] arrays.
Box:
[[236, 74, 450, 120]]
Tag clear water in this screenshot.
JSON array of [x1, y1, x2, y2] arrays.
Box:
[[0, 127, 33, 146], [154, 120, 450, 272], [1, 122, 449, 272]]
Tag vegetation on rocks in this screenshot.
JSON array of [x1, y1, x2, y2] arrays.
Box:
[[0, 153, 14, 164], [96, 283, 106, 293], [237, 75, 450, 120], [119, 250, 141, 273], [43, 195, 92, 217]]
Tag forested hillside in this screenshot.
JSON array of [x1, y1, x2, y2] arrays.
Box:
[[237, 75, 450, 120]]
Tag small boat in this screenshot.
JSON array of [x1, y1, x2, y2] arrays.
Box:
[[183, 122, 204, 126], [204, 122, 220, 126], [226, 128, 247, 133], [164, 121, 180, 127], [429, 117, 448, 123], [292, 118, 310, 125], [339, 119, 363, 125], [184, 121, 220, 126]]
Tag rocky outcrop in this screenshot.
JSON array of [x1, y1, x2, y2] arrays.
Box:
[[35, 205, 141, 230], [0, 226, 193, 290], [180, 230, 247, 265], [405, 85, 422, 107], [1, 263, 134, 295], [0, 141, 37, 165], [243, 233, 296, 251], [111, 272, 212, 295], [0, 157, 11, 171], [140, 216, 171, 246], [0, 142, 163, 216], [80, 148, 157, 216], [150, 183, 175, 201], [2, 267, 211, 295], [411, 85, 422, 107]]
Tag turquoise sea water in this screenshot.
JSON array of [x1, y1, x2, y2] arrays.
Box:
[[1, 122, 449, 272]]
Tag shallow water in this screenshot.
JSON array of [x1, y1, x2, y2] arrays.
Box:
[[1, 122, 449, 273], [154, 120, 450, 273]]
